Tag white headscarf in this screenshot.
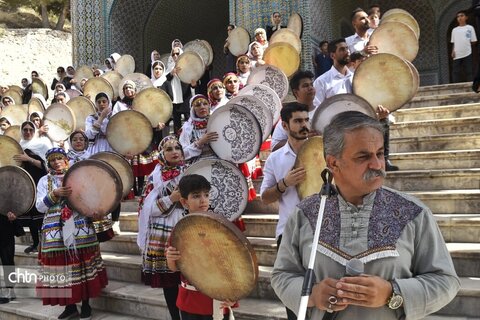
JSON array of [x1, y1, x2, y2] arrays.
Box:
[[19, 121, 53, 161], [150, 60, 167, 87]]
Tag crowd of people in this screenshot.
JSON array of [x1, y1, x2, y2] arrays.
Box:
[[0, 5, 463, 320]]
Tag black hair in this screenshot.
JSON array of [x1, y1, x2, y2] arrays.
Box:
[[227, 24, 235, 29], [57, 66, 65, 73], [328, 38, 346, 54], [457, 10, 467, 16], [350, 51, 365, 62], [179, 174, 211, 198], [319, 40, 328, 47], [95, 92, 109, 102], [350, 8, 365, 21], [289, 70, 314, 97], [280, 102, 309, 123]]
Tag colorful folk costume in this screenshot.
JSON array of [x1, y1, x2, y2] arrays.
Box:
[[35, 148, 107, 313], [138, 136, 185, 320]]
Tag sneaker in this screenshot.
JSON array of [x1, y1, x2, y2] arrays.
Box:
[[58, 305, 79, 319], [24, 245, 38, 254], [80, 304, 92, 320], [112, 221, 121, 235]]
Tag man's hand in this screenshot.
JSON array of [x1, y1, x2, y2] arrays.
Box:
[[308, 279, 348, 312], [335, 275, 392, 308], [376, 105, 390, 120], [284, 167, 307, 187], [363, 45, 378, 55]]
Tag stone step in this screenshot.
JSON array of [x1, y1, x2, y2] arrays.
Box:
[[384, 169, 480, 191], [413, 190, 480, 215], [404, 92, 479, 108], [390, 149, 480, 170], [390, 132, 480, 153], [1, 297, 480, 320], [436, 214, 480, 243], [390, 117, 480, 139], [415, 82, 473, 97], [394, 103, 480, 122]]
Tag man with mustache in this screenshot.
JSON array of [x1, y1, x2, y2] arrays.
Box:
[[346, 8, 378, 56], [271, 111, 460, 319], [261, 102, 310, 320]]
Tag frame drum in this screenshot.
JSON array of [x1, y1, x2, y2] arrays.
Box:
[[8, 85, 24, 97], [238, 83, 282, 124], [184, 159, 249, 221], [118, 73, 153, 99], [90, 151, 134, 198], [66, 89, 82, 99], [0, 135, 23, 167], [176, 51, 205, 84], [63, 159, 123, 217], [270, 28, 302, 54], [353, 53, 415, 112], [0, 166, 36, 216], [101, 71, 123, 100], [201, 40, 214, 66], [132, 87, 173, 126], [295, 136, 327, 200], [311, 94, 376, 134], [106, 109, 153, 156], [0, 105, 28, 125], [31, 78, 48, 99], [369, 21, 419, 62], [247, 65, 289, 101], [43, 103, 76, 142], [83, 77, 114, 103], [116, 54, 136, 77], [208, 104, 262, 163], [28, 97, 46, 114], [227, 27, 250, 56], [263, 42, 300, 78], [3, 89, 22, 105], [227, 95, 273, 142], [381, 9, 420, 39], [171, 212, 258, 301], [74, 65, 94, 86], [287, 12, 303, 38], [67, 96, 96, 131], [183, 39, 213, 67], [4, 126, 21, 143]]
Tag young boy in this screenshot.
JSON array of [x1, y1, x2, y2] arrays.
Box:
[[166, 174, 235, 320], [451, 10, 477, 82]]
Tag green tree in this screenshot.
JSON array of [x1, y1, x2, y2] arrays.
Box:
[[1, 0, 69, 30]]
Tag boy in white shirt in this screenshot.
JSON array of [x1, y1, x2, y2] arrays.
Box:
[[451, 10, 477, 82]]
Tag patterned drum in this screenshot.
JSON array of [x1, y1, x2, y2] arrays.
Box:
[[247, 65, 289, 101], [238, 83, 282, 124], [208, 104, 262, 163], [184, 159, 249, 221]]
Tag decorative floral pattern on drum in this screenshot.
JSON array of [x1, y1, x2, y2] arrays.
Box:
[[262, 67, 288, 99], [211, 161, 243, 220], [222, 106, 256, 162], [251, 87, 276, 119]]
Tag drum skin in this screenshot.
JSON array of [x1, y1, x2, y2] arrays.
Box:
[[3, 126, 21, 143], [90, 151, 134, 198], [67, 96, 96, 131], [208, 104, 262, 163], [295, 137, 327, 200], [43, 103, 76, 142], [381, 9, 420, 39], [171, 212, 258, 301], [118, 73, 153, 99], [263, 42, 300, 78], [28, 97, 46, 114], [237, 84, 282, 124], [227, 27, 250, 56], [369, 21, 419, 62], [31, 78, 48, 99], [287, 12, 303, 38], [184, 40, 212, 67], [106, 110, 153, 156], [270, 28, 302, 54], [83, 77, 114, 103], [353, 53, 415, 112], [0, 165, 36, 216], [74, 65, 94, 86], [63, 159, 123, 217], [101, 71, 123, 99], [0, 135, 23, 167], [0, 105, 28, 125], [132, 87, 173, 126], [311, 94, 377, 134], [247, 65, 289, 101], [116, 54, 136, 77], [3, 89, 22, 105], [184, 159, 248, 221], [176, 51, 205, 84]]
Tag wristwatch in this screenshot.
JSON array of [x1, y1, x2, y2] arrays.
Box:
[[387, 280, 404, 310]]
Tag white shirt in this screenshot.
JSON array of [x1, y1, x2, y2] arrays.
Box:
[[345, 33, 370, 54], [260, 142, 300, 238], [451, 25, 477, 60], [313, 66, 353, 107]]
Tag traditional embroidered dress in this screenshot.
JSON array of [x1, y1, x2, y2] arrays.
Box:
[[138, 162, 185, 288], [36, 160, 107, 305], [84, 93, 114, 155], [271, 186, 460, 319]]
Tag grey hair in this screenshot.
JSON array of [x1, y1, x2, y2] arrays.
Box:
[[323, 111, 384, 158]]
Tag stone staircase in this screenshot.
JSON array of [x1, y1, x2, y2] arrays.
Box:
[[2, 82, 480, 319]]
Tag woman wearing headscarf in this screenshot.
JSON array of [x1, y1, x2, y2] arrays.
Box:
[[150, 60, 168, 88], [13, 121, 49, 254], [85, 92, 114, 155], [254, 27, 269, 50], [137, 135, 186, 320], [145, 50, 161, 78], [179, 94, 218, 163], [223, 72, 240, 99], [206, 79, 228, 111], [67, 130, 90, 166], [36, 148, 108, 320], [247, 41, 266, 69], [236, 55, 251, 87]]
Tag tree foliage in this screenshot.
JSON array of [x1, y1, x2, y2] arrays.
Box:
[[1, 0, 70, 30]]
